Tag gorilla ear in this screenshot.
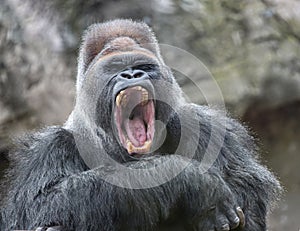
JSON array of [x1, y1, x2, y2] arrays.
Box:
[[76, 19, 163, 90]]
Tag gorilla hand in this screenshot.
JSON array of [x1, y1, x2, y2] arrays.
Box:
[[180, 166, 245, 231], [124, 156, 245, 230]]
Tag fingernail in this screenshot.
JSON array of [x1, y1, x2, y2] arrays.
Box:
[[221, 223, 230, 230], [233, 216, 240, 224]]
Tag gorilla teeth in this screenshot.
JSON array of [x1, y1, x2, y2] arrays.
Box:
[[126, 140, 152, 154], [121, 95, 128, 107], [116, 90, 127, 107], [116, 86, 149, 107], [116, 92, 122, 107], [141, 88, 149, 106]]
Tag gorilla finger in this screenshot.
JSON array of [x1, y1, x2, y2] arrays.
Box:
[[220, 224, 230, 231], [236, 207, 245, 228], [224, 207, 240, 229], [216, 214, 230, 231], [230, 216, 240, 229]]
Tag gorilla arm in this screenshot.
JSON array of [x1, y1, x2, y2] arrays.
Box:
[[163, 103, 281, 231], [1, 127, 242, 231]]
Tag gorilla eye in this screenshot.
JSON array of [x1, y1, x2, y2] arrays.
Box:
[[134, 64, 158, 72]]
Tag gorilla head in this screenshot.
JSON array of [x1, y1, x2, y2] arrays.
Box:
[[69, 19, 184, 162]]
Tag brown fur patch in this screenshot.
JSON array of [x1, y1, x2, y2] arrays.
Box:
[[101, 37, 138, 55], [79, 19, 159, 75]]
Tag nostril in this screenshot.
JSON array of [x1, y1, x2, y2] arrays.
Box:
[[134, 73, 143, 78], [120, 72, 133, 79], [118, 70, 147, 79], [133, 70, 146, 78]]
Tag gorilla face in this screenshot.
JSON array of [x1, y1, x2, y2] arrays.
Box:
[[87, 47, 166, 157]]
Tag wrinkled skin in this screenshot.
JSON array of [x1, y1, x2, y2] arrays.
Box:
[[0, 19, 281, 231]]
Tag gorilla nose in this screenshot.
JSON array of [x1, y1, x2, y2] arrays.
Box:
[[119, 70, 148, 79]]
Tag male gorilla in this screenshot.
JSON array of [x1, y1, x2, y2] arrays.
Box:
[[0, 19, 281, 231]]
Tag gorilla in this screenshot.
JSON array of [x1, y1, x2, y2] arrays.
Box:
[[0, 19, 281, 231]]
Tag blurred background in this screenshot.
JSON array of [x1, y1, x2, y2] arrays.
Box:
[[0, 0, 299, 230]]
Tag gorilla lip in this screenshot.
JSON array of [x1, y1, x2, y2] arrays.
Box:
[[114, 86, 155, 154]]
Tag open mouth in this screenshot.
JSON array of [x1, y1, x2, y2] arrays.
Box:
[[114, 86, 155, 155]]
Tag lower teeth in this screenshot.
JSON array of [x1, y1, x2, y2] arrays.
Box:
[[126, 140, 151, 154]]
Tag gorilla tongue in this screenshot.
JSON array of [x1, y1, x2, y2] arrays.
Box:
[[123, 101, 154, 154], [124, 116, 147, 147]]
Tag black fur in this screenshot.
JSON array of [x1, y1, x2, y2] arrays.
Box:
[[0, 19, 281, 231]]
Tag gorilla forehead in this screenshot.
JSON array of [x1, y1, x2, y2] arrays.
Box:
[[96, 51, 159, 72], [83, 51, 161, 85]]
